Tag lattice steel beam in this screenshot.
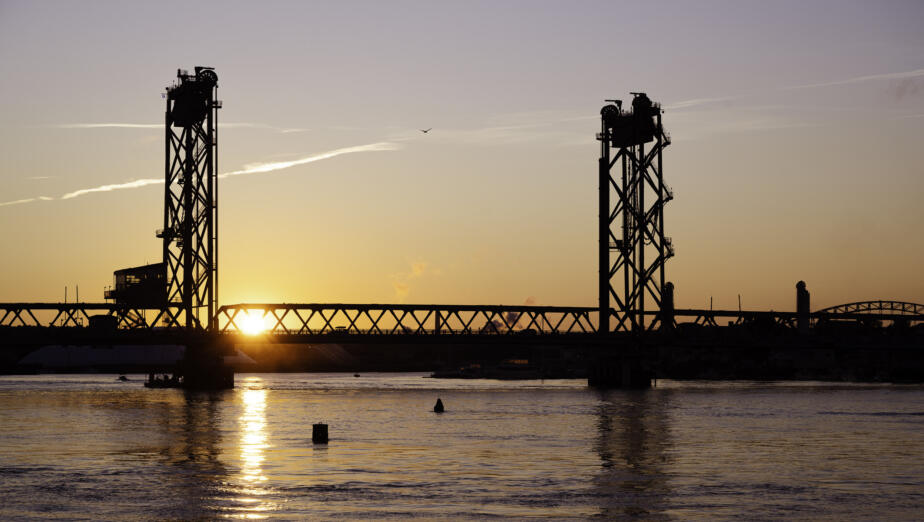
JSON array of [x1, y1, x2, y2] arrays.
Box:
[[598, 93, 673, 334], [215, 304, 598, 336], [159, 67, 220, 330]]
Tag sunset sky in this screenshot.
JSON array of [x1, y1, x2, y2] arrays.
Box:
[[1, 0, 922, 312]]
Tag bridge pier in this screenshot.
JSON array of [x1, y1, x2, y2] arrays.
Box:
[[588, 350, 653, 389], [178, 335, 234, 390]]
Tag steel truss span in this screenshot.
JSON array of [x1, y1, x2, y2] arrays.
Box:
[[1, 303, 920, 332], [215, 304, 597, 336], [0, 304, 156, 329], [598, 93, 673, 333]]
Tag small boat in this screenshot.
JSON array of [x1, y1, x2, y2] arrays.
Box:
[[144, 373, 182, 389], [117, 375, 129, 382]]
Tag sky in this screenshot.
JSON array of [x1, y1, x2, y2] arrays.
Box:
[[0, 0, 922, 312]]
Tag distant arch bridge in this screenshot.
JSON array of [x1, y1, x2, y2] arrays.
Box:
[[814, 300, 923, 322]]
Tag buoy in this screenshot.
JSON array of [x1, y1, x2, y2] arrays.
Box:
[[312, 423, 329, 444], [433, 398, 444, 413]]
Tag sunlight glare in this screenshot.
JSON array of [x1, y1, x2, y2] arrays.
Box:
[[240, 310, 268, 335]]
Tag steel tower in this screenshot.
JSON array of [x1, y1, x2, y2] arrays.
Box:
[[597, 93, 673, 333], [158, 67, 221, 329]]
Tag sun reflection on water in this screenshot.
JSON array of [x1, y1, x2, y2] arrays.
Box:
[[234, 377, 272, 519]]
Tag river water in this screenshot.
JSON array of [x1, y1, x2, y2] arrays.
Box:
[[0, 373, 921, 520]]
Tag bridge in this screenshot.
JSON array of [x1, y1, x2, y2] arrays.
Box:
[[1, 67, 921, 388], [2, 301, 921, 336]]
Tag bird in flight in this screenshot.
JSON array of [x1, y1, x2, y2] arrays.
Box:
[[420, 128, 432, 134]]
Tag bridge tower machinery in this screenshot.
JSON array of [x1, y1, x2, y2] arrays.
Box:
[[597, 93, 674, 333], [158, 67, 221, 329]]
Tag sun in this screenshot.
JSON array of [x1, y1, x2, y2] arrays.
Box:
[[239, 310, 268, 335]]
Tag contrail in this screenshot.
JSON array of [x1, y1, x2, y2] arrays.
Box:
[[665, 95, 743, 110], [60, 178, 164, 199], [0, 198, 37, 207], [53, 122, 309, 132], [665, 67, 924, 111], [0, 196, 53, 207], [2, 142, 400, 206], [784, 68, 924, 90], [219, 142, 400, 178], [55, 123, 162, 129]]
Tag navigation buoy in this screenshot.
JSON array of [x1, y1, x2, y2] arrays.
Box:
[[433, 398, 444, 413], [312, 423, 328, 444]]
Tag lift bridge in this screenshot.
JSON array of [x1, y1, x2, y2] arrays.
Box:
[[1, 67, 922, 342]]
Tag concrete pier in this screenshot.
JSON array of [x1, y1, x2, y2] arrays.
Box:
[[588, 353, 652, 389], [179, 336, 234, 390]]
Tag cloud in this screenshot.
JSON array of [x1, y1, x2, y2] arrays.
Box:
[[390, 260, 441, 300], [411, 261, 428, 277], [60, 178, 163, 200], [0, 198, 38, 207], [52, 122, 310, 133], [888, 77, 924, 101], [784, 68, 924, 90], [664, 96, 741, 110], [1, 142, 400, 207], [664, 68, 924, 113], [220, 142, 399, 179], [55, 123, 163, 129], [392, 282, 410, 299]]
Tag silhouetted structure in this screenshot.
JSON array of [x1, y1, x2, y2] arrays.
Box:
[[104, 263, 167, 307], [797, 281, 810, 333], [598, 94, 673, 333], [157, 67, 221, 329], [2, 80, 923, 385]]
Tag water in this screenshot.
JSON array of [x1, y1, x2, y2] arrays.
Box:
[[1, 374, 922, 520]]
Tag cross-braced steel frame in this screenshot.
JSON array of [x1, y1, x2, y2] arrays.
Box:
[[215, 304, 597, 336], [598, 94, 673, 333], [157, 67, 220, 330], [3, 302, 920, 332], [0, 303, 156, 329]]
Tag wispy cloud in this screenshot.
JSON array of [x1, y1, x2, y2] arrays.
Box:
[[665, 95, 742, 110], [390, 260, 441, 300], [784, 68, 924, 90], [60, 178, 163, 200], [220, 142, 399, 178], [2, 142, 400, 207], [52, 122, 310, 133], [664, 67, 924, 111], [55, 123, 162, 129], [0, 198, 38, 207], [0, 196, 53, 207]]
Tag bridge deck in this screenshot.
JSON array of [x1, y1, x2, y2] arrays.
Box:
[[1, 302, 920, 334]]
